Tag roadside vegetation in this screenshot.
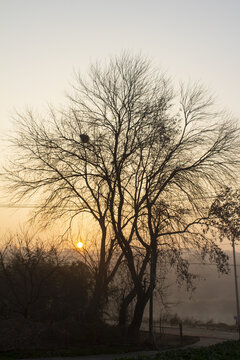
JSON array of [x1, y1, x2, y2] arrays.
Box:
[[118, 341, 240, 360], [0, 340, 239, 359]]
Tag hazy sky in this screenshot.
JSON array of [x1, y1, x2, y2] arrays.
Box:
[[0, 0, 240, 236]]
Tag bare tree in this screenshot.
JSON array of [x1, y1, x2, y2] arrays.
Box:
[[208, 187, 240, 338], [5, 53, 240, 336], [0, 232, 61, 319]]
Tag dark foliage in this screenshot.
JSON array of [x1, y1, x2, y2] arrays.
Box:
[[209, 187, 240, 241], [0, 238, 93, 322]]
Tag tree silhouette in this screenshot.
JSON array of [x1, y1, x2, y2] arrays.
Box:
[[6, 53, 240, 335]]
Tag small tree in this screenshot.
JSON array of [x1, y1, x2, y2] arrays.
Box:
[[209, 187, 240, 338], [209, 187, 240, 241]]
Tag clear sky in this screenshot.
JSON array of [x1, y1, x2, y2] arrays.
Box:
[[0, 0, 240, 238]]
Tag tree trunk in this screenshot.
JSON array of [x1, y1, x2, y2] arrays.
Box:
[[118, 289, 136, 337], [127, 293, 149, 341], [85, 221, 107, 323], [85, 272, 107, 323]]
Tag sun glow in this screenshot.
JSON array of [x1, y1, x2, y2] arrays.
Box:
[[77, 241, 83, 249]]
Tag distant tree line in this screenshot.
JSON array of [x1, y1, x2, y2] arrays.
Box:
[[0, 234, 93, 322]]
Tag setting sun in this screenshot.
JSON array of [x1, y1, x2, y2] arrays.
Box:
[[77, 241, 83, 249]]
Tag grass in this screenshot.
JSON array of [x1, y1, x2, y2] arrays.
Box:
[[1, 340, 239, 360], [117, 340, 240, 360], [0, 345, 149, 360], [0, 333, 198, 359]]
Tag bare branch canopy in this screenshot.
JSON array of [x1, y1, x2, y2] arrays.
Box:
[[5, 53, 240, 332]]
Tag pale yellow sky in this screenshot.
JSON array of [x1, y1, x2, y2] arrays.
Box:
[[0, 0, 240, 242]]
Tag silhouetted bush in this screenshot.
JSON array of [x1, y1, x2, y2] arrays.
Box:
[[0, 235, 93, 323]]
